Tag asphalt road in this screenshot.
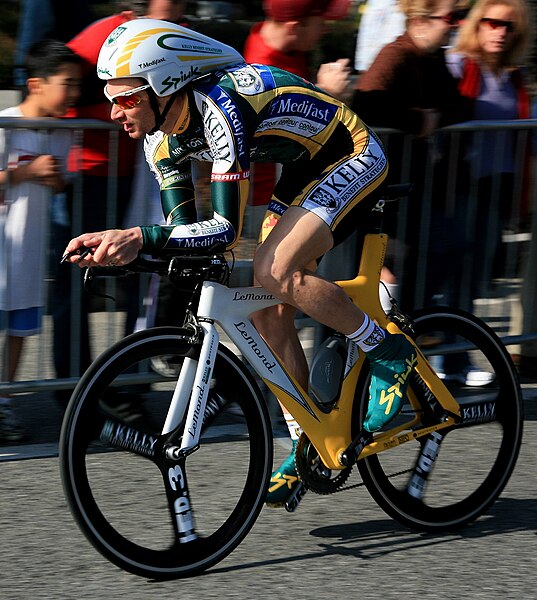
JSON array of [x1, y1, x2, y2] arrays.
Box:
[[1, 386, 537, 599]]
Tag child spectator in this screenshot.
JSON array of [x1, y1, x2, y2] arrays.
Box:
[[0, 40, 81, 442]]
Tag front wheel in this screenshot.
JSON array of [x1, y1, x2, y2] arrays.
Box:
[[357, 307, 523, 532], [60, 327, 273, 578]]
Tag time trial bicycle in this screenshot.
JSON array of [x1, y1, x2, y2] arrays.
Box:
[[60, 186, 523, 579]]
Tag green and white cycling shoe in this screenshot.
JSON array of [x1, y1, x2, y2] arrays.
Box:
[[364, 332, 417, 432], [266, 439, 305, 508]]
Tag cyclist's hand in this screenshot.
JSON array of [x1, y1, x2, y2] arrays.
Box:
[[62, 227, 143, 267]]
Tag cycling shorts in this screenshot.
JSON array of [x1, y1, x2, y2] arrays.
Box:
[[258, 130, 387, 246]]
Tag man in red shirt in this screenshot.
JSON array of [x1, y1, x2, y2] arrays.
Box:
[[243, 0, 352, 221]]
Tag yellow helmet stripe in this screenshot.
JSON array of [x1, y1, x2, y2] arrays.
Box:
[[116, 28, 177, 77]]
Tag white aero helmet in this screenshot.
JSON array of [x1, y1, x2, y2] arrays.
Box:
[[97, 18, 245, 97]]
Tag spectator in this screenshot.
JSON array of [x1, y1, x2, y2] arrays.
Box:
[[51, 0, 188, 406], [0, 40, 81, 442], [354, 0, 406, 73], [353, 0, 470, 137], [352, 0, 472, 311], [242, 0, 353, 232], [446, 0, 534, 374]]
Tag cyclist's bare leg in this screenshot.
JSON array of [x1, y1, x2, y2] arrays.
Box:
[[254, 205, 417, 435], [251, 303, 309, 390], [256, 206, 368, 504], [253, 206, 366, 335]]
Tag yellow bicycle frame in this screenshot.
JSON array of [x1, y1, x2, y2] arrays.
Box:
[[263, 233, 461, 470]]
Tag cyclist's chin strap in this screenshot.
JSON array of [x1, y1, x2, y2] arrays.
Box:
[[147, 90, 180, 135]]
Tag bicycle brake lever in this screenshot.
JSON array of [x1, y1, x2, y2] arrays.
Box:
[[60, 245, 94, 264]]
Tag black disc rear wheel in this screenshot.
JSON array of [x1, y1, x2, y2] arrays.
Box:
[[357, 307, 523, 531]]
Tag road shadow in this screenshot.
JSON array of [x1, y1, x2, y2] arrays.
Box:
[[205, 497, 536, 577], [308, 496, 537, 551]]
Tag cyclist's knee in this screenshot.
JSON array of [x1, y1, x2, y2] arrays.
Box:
[[253, 252, 296, 300], [258, 270, 301, 303]]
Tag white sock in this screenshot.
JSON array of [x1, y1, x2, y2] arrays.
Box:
[[380, 281, 398, 313], [347, 314, 386, 352], [284, 413, 302, 441]]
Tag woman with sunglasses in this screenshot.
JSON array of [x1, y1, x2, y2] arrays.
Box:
[[447, 0, 531, 125], [350, 0, 472, 315], [446, 0, 534, 376], [352, 0, 470, 137]]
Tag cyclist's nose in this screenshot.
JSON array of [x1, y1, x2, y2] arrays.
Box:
[[110, 103, 124, 121]]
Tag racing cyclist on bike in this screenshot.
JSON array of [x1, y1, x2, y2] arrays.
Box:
[[63, 18, 417, 507]]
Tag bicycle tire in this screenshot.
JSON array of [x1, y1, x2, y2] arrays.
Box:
[[60, 326, 273, 578], [356, 307, 523, 532]]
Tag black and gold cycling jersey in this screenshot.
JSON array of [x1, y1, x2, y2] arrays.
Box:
[[141, 63, 387, 252]]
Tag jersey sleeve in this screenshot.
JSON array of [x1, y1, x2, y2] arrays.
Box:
[[141, 85, 252, 253], [200, 85, 251, 248], [140, 132, 199, 250]]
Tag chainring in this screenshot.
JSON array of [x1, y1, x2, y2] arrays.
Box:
[[295, 434, 353, 495]]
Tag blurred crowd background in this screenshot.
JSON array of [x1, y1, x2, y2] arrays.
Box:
[[1, 0, 537, 444]]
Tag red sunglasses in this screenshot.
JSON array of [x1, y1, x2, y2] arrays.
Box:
[[480, 17, 515, 32], [104, 84, 150, 110]]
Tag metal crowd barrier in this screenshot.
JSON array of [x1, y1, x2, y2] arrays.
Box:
[[0, 117, 536, 396]]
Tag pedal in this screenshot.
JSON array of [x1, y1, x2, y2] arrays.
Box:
[[284, 481, 307, 512]]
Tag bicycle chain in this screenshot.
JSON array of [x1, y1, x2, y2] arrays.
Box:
[[295, 434, 352, 495], [295, 434, 413, 494], [335, 467, 414, 492]]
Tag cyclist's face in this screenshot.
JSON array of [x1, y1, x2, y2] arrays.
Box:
[[106, 78, 158, 139]]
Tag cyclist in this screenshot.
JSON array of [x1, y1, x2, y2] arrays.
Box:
[[63, 18, 417, 507]]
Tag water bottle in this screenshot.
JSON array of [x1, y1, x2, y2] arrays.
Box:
[[309, 333, 348, 407]]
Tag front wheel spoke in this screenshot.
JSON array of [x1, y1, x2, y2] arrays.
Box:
[[160, 459, 198, 544], [99, 419, 160, 459]]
